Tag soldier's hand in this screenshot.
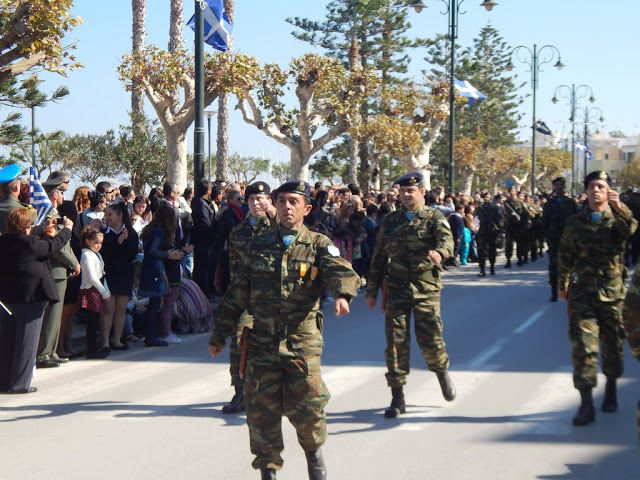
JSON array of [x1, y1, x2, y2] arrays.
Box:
[[208, 344, 224, 357], [428, 250, 442, 264], [608, 190, 622, 212], [365, 296, 377, 310], [558, 289, 568, 301], [335, 297, 350, 316]]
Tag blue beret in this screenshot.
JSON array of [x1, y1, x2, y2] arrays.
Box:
[[0, 164, 21, 184], [395, 172, 423, 187], [584, 171, 611, 190], [273, 180, 311, 198]]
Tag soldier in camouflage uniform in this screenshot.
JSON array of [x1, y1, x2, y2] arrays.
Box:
[[221, 181, 278, 414], [209, 180, 359, 480], [543, 177, 578, 301], [476, 192, 504, 277], [504, 186, 530, 268], [527, 195, 544, 262], [558, 171, 637, 426], [622, 268, 640, 446], [366, 172, 456, 419]]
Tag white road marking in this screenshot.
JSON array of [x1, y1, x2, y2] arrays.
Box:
[[514, 305, 550, 334]]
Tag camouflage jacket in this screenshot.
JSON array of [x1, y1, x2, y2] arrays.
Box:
[[209, 224, 360, 356], [543, 194, 578, 239], [504, 198, 530, 229], [477, 202, 504, 235], [623, 268, 640, 361], [366, 204, 453, 297], [228, 213, 277, 274], [557, 204, 637, 302]]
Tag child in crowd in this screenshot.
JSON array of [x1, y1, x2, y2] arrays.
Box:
[[461, 216, 473, 265], [78, 226, 111, 359]]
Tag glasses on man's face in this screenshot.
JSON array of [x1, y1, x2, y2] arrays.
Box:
[[106, 190, 114, 194], [62, 181, 70, 184]]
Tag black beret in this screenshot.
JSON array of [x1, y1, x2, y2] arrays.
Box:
[[244, 181, 271, 199], [583, 171, 612, 190], [552, 177, 565, 184], [42, 176, 65, 193], [395, 172, 423, 187], [273, 180, 311, 198]]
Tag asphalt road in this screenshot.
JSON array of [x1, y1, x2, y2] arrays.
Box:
[[1, 255, 639, 480]]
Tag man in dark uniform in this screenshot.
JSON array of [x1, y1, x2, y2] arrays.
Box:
[[36, 177, 80, 368], [0, 165, 32, 234], [558, 171, 637, 426], [209, 180, 359, 480], [366, 172, 456, 419], [476, 192, 503, 277], [543, 177, 577, 301], [504, 186, 530, 267], [221, 181, 278, 414]]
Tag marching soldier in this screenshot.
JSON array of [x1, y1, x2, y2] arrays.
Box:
[[622, 268, 640, 446], [221, 181, 277, 414], [528, 196, 544, 261], [543, 177, 577, 301], [476, 192, 503, 277], [209, 180, 359, 480], [504, 186, 530, 268], [366, 172, 456, 418], [558, 171, 637, 426]]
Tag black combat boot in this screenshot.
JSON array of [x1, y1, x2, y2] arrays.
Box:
[[384, 387, 406, 418], [305, 449, 327, 480], [505, 259, 512, 268], [550, 282, 558, 302], [601, 377, 618, 413], [573, 387, 595, 426], [490, 264, 496, 275], [531, 252, 537, 262], [478, 264, 486, 277], [260, 468, 277, 480], [222, 385, 245, 414], [516, 257, 523, 267], [436, 370, 456, 401]]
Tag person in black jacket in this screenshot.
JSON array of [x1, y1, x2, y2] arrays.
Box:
[[191, 179, 216, 298], [0, 207, 73, 393]]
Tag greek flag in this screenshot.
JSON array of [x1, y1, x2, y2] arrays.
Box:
[[535, 120, 552, 136], [454, 78, 486, 107], [29, 167, 54, 225], [187, 0, 232, 52]]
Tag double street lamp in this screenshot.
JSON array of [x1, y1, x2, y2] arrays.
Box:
[[506, 44, 564, 194], [409, 0, 498, 193], [551, 84, 595, 193], [574, 105, 604, 180]]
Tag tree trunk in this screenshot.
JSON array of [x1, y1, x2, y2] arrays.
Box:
[[166, 127, 188, 190], [460, 171, 474, 195], [348, 133, 359, 185], [216, 92, 229, 183], [168, 0, 183, 54], [290, 149, 309, 180], [131, 0, 146, 116]]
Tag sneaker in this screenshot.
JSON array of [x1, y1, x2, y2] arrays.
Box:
[[162, 333, 182, 344]]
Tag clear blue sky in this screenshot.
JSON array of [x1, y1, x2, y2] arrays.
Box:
[[28, 0, 640, 168]]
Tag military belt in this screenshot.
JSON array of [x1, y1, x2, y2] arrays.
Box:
[[252, 318, 317, 338], [577, 276, 599, 287]]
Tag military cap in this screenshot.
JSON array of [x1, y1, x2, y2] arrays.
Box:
[[583, 170, 612, 190], [395, 172, 423, 187], [552, 176, 565, 184], [42, 176, 65, 193], [244, 181, 271, 199], [273, 180, 311, 198], [0, 164, 21, 184]]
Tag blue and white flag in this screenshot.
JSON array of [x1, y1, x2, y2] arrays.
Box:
[[454, 78, 486, 107], [574, 142, 587, 151], [535, 120, 552, 136], [187, 0, 233, 52], [29, 167, 54, 225]]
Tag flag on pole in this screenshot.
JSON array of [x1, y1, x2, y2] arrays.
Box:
[[187, 0, 233, 52], [29, 167, 54, 225], [535, 120, 552, 136], [574, 142, 587, 151], [453, 78, 486, 106]]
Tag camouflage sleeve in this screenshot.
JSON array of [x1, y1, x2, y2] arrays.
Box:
[[623, 269, 640, 361], [366, 224, 387, 298], [209, 243, 250, 348], [228, 222, 242, 274], [612, 203, 638, 240], [433, 210, 454, 261], [317, 235, 360, 301], [557, 220, 576, 291]]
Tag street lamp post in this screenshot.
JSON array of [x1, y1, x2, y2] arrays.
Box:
[[551, 84, 595, 194], [575, 105, 604, 179], [204, 110, 215, 181], [506, 44, 564, 194], [409, 0, 498, 193]]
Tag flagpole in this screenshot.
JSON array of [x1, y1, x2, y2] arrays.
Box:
[[194, 1, 205, 187]]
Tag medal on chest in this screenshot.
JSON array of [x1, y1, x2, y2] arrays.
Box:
[[298, 262, 309, 285]]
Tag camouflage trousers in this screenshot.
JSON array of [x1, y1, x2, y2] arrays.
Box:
[[505, 227, 528, 260], [384, 290, 450, 388], [568, 292, 625, 389], [546, 236, 561, 287], [228, 311, 254, 386], [477, 232, 498, 265], [244, 349, 330, 471]]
